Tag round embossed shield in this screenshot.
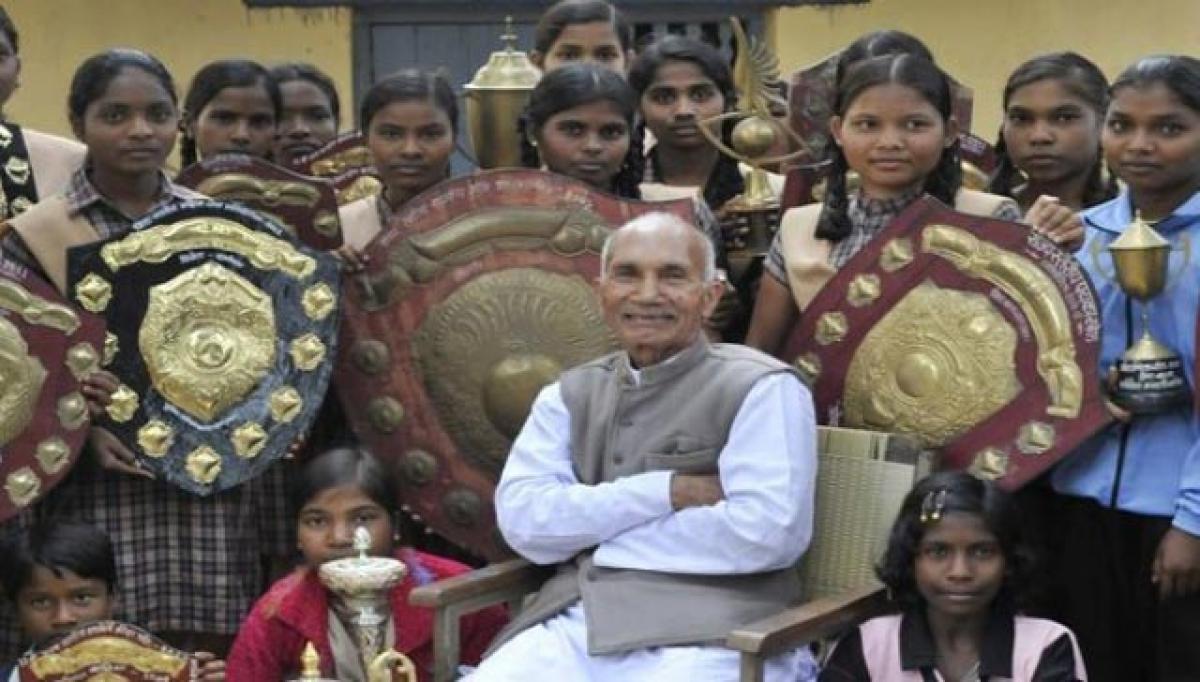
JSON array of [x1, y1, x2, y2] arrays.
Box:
[[782, 197, 1111, 490], [0, 259, 103, 522], [18, 620, 196, 681], [66, 200, 341, 495], [337, 169, 695, 559]]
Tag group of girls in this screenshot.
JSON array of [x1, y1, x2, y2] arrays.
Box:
[[0, 0, 1197, 679]]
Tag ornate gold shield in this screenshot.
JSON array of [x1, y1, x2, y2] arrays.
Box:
[[18, 620, 196, 681], [176, 153, 343, 249], [783, 197, 1111, 490], [66, 201, 341, 495], [0, 259, 102, 521], [337, 169, 694, 558], [289, 131, 382, 206]]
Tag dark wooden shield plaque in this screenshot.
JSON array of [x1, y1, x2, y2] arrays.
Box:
[[18, 620, 196, 681], [788, 51, 975, 166], [0, 259, 103, 522], [782, 197, 1111, 490], [66, 200, 341, 495], [291, 131, 373, 178], [176, 153, 343, 250], [336, 169, 695, 559]]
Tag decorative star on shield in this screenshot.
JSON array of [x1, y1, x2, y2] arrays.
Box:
[[0, 258, 103, 521], [782, 197, 1112, 490], [66, 200, 341, 495]]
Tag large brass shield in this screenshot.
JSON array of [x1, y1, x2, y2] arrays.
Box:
[[18, 620, 195, 681], [177, 153, 343, 249], [289, 131, 382, 206], [337, 169, 694, 559], [0, 259, 103, 522], [66, 201, 341, 495], [783, 197, 1111, 490]]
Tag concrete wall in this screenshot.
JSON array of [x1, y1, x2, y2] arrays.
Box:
[[772, 0, 1200, 139], [5, 0, 352, 145]]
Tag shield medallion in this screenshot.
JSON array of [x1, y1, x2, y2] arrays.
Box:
[[782, 197, 1111, 490], [291, 131, 382, 206], [66, 200, 341, 495], [0, 259, 103, 522], [18, 621, 196, 681], [337, 169, 694, 559], [176, 153, 343, 250]]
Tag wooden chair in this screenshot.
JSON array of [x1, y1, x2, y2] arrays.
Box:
[[410, 427, 930, 682]]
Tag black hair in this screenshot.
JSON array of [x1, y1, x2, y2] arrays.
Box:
[[835, 30, 934, 88], [989, 52, 1118, 208], [359, 68, 458, 134], [0, 521, 117, 602], [534, 0, 633, 55], [876, 471, 1036, 612], [519, 62, 643, 198], [270, 62, 341, 127], [180, 59, 281, 167], [0, 6, 18, 54], [289, 446, 397, 518], [629, 34, 744, 211], [1110, 54, 1200, 114], [817, 54, 960, 242], [67, 49, 177, 125]]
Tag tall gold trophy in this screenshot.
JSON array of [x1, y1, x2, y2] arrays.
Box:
[[318, 527, 418, 682], [463, 17, 541, 169], [1096, 212, 1191, 414], [698, 18, 808, 264]]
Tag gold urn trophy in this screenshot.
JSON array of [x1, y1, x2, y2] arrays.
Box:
[[1097, 212, 1191, 414], [463, 17, 542, 169], [317, 527, 418, 682]]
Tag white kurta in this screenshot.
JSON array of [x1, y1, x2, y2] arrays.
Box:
[[468, 367, 819, 681]]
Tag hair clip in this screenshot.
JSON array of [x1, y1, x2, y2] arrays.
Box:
[[919, 489, 947, 524]]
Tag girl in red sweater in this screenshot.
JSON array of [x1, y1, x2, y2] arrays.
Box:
[[226, 448, 506, 681]]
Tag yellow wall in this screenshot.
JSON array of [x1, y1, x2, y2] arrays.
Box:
[[4, 0, 352, 148], [772, 0, 1200, 140]]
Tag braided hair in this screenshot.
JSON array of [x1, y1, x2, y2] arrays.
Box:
[[180, 59, 281, 167], [629, 34, 744, 211], [989, 52, 1117, 208], [519, 63, 643, 198], [817, 54, 960, 242]]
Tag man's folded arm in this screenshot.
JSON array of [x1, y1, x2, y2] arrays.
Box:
[[495, 382, 676, 565], [593, 373, 817, 574]]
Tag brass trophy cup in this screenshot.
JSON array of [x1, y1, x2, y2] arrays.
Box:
[[463, 17, 541, 170], [318, 527, 418, 682], [1098, 212, 1191, 413]]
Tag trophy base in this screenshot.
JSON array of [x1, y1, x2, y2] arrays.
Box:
[[1110, 354, 1191, 415]]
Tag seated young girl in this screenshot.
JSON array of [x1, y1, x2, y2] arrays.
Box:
[[819, 471, 1086, 682], [226, 448, 507, 681]]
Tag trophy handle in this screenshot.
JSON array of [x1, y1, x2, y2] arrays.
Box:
[[1088, 236, 1116, 281], [368, 649, 418, 682], [1168, 233, 1192, 287]]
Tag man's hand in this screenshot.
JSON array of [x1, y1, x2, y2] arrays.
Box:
[[193, 651, 226, 681], [82, 370, 121, 418], [1152, 527, 1200, 599], [1025, 195, 1085, 252], [669, 474, 724, 510], [88, 426, 153, 479]]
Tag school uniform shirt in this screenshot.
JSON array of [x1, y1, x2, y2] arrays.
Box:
[[0, 165, 289, 637], [226, 548, 508, 682], [1051, 189, 1200, 535], [819, 608, 1087, 681]]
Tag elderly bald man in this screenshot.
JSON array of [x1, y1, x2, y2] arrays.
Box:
[[465, 212, 819, 681]]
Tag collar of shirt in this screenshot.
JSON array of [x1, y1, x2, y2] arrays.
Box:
[[848, 186, 925, 223], [618, 336, 709, 388], [898, 606, 1014, 679], [1083, 188, 1200, 237], [63, 164, 187, 220]]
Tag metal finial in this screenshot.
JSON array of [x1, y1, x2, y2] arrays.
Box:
[[353, 525, 372, 559], [501, 16, 517, 51]]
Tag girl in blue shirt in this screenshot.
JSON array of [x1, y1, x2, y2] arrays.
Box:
[[1051, 54, 1200, 682]]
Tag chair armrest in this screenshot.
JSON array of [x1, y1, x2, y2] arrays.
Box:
[[726, 584, 889, 658], [409, 558, 546, 609]]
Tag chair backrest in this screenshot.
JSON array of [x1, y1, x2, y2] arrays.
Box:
[[797, 427, 931, 601]]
